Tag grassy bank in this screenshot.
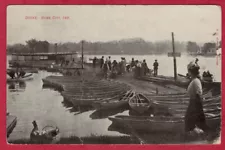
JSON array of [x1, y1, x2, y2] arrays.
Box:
[[8, 135, 140, 144]]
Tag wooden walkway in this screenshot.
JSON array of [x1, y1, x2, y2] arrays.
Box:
[[7, 114, 17, 137]]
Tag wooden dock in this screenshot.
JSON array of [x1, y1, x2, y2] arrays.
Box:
[[7, 114, 17, 137]]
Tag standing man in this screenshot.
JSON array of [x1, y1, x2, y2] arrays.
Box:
[[103, 60, 109, 79], [100, 56, 104, 68], [93, 57, 97, 68], [108, 56, 112, 71], [153, 59, 159, 76]]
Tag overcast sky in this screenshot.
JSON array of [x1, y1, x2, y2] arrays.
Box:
[[7, 5, 221, 44]]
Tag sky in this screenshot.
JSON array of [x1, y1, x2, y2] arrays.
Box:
[[7, 5, 221, 45]]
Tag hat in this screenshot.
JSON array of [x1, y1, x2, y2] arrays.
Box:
[[187, 61, 199, 70]]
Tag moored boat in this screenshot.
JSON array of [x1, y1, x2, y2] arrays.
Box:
[[141, 74, 221, 90], [92, 90, 136, 110], [108, 113, 221, 133], [7, 73, 33, 83], [129, 93, 152, 114]]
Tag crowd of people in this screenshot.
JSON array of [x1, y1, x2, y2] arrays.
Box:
[[92, 56, 159, 79]]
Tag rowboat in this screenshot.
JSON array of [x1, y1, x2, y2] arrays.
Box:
[[92, 90, 136, 110], [129, 93, 153, 114], [145, 88, 213, 101], [152, 95, 221, 116], [178, 74, 221, 89], [141, 74, 221, 89], [152, 95, 221, 109], [108, 113, 221, 133], [7, 73, 33, 83], [140, 75, 189, 88]]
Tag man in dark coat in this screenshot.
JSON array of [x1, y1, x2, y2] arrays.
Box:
[[153, 59, 159, 76]]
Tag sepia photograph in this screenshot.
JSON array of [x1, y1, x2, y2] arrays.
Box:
[[6, 5, 221, 144]]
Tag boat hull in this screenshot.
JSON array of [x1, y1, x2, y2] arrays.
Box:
[[108, 115, 221, 133], [92, 90, 135, 110]]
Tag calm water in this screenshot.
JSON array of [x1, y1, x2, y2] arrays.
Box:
[[6, 55, 221, 141]]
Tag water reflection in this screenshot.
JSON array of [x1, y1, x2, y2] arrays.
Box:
[[61, 99, 93, 115], [8, 82, 26, 92]]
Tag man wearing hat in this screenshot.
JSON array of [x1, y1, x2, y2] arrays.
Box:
[[153, 59, 159, 76]]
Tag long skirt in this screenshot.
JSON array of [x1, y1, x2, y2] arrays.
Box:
[[185, 98, 209, 132]]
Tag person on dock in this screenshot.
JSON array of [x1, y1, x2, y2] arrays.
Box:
[[153, 59, 159, 76], [185, 61, 210, 138], [112, 60, 118, 69], [134, 61, 141, 78], [8, 69, 16, 79], [129, 58, 135, 72], [93, 57, 97, 68], [131, 58, 135, 68], [141, 59, 149, 76], [108, 56, 112, 71], [100, 56, 104, 68], [121, 57, 126, 75], [102, 60, 109, 79], [19, 68, 26, 78]]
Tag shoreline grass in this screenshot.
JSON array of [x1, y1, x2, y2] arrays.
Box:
[[8, 135, 140, 144]]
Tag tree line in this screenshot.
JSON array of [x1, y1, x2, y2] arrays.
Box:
[[7, 38, 220, 55], [187, 41, 221, 54]]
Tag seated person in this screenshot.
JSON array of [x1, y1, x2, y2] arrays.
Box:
[[8, 70, 15, 79], [19, 69, 26, 77], [202, 71, 207, 77], [206, 71, 212, 78]]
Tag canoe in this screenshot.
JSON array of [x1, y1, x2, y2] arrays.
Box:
[[92, 90, 136, 110], [108, 113, 221, 133], [7, 73, 33, 83], [129, 93, 153, 114]]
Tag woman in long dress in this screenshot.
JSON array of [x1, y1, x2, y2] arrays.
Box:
[[185, 61, 210, 138]]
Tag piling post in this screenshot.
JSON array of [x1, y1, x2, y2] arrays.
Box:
[[81, 40, 84, 69], [172, 32, 177, 80]]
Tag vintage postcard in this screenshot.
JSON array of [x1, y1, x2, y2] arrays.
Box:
[[6, 5, 221, 144]]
